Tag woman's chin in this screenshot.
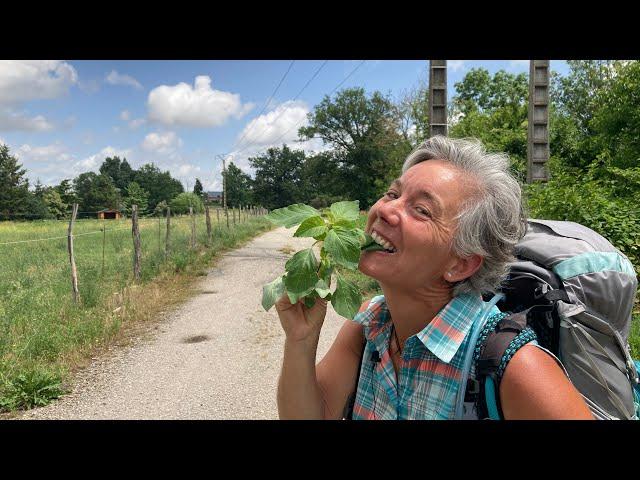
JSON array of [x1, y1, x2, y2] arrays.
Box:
[[358, 252, 390, 281]]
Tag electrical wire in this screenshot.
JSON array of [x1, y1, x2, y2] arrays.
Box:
[[232, 60, 330, 157]]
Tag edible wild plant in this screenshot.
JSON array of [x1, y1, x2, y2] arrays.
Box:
[[261, 200, 384, 319]]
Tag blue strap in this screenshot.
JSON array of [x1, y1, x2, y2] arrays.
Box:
[[484, 377, 502, 420]]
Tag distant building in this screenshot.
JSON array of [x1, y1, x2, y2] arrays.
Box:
[[205, 191, 223, 203], [97, 209, 122, 220]]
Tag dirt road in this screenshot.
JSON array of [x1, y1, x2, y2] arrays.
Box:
[[18, 227, 346, 419]]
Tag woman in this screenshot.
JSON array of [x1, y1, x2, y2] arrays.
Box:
[[275, 136, 593, 420]]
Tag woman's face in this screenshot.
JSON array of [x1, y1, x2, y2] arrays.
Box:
[[359, 159, 477, 292]]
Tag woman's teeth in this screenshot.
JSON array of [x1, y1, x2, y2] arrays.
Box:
[[371, 231, 397, 253]]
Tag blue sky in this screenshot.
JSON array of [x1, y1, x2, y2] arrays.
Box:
[[0, 60, 570, 191]]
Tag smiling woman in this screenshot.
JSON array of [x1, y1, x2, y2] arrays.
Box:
[[274, 135, 595, 420]]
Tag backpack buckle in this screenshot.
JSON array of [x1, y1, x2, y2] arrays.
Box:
[[465, 378, 480, 402]]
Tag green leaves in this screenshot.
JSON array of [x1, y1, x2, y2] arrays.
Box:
[[261, 275, 285, 312], [324, 226, 361, 270], [294, 216, 328, 239], [284, 248, 319, 299], [331, 275, 363, 320], [260, 199, 369, 320], [329, 200, 359, 222], [266, 204, 320, 228], [361, 232, 386, 252]]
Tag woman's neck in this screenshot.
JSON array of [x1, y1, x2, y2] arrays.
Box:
[[379, 283, 453, 348]]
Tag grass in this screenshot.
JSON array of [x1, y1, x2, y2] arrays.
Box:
[[0, 210, 273, 413]]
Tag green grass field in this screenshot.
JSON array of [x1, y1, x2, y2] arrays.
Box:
[[0, 210, 272, 412]]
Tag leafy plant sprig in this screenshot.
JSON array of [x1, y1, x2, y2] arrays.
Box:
[[261, 200, 384, 319]]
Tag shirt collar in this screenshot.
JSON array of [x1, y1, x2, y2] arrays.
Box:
[[352, 293, 487, 364]]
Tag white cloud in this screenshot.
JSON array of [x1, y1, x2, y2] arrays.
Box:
[[106, 70, 143, 90], [120, 110, 131, 121], [76, 146, 133, 172], [448, 60, 466, 72], [142, 131, 183, 155], [0, 109, 54, 131], [147, 75, 254, 128], [0, 60, 78, 105], [236, 100, 309, 147]]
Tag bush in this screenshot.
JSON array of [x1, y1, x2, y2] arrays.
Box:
[[169, 192, 204, 215]]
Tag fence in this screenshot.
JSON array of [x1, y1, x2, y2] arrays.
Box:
[[0, 204, 269, 307]]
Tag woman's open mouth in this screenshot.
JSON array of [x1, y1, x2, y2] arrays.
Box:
[[369, 230, 397, 253]]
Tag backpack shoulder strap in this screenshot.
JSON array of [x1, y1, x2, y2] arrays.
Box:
[[343, 332, 367, 420], [473, 309, 537, 419]]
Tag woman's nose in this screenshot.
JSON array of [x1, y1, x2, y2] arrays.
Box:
[[377, 199, 401, 226]]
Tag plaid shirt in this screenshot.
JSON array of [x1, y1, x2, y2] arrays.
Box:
[[350, 293, 500, 420]]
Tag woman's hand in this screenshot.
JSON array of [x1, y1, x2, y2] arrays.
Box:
[[275, 294, 328, 344]]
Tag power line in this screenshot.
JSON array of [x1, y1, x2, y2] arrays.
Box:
[[232, 60, 330, 158], [231, 60, 296, 154], [255, 60, 367, 152]]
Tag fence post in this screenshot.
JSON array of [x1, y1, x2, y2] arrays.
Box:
[[67, 203, 80, 303], [205, 205, 212, 244], [216, 208, 220, 225], [165, 206, 171, 258], [132, 204, 141, 282], [101, 222, 106, 277], [190, 207, 196, 249]]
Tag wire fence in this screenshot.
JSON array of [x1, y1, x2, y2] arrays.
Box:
[[0, 204, 270, 306]]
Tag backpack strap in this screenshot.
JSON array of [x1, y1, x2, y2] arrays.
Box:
[[342, 333, 367, 420], [473, 309, 537, 419]]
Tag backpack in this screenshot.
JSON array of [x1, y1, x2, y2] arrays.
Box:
[[467, 219, 639, 420], [344, 219, 640, 420]]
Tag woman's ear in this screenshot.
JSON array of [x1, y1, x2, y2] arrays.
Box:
[[446, 254, 483, 284]]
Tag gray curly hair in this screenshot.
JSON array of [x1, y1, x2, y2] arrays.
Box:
[[402, 136, 527, 296]]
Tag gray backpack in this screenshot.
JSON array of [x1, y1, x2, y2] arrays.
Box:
[[464, 219, 639, 420]]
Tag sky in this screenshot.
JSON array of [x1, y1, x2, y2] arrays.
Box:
[[0, 60, 571, 192]]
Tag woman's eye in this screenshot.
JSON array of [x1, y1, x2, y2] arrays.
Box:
[[385, 191, 398, 199], [416, 207, 430, 217]]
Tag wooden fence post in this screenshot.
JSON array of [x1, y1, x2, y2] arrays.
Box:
[[205, 205, 212, 244], [132, 204, 141, 282], [101, 223, 106, 277], [190, 207, 196, 249], [165, 206, 171, 258], [67, 203, 80, 303]]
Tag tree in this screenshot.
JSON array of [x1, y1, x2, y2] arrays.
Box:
[[193, 178, 204, 199], [169, 192, 204, 214], [0, 144, 31, 219], [299, 87, 409, 207], [73, 172, 121, 213], [54, 179, 76, 206], [249, 145, 307, 210], [42, 189, 67, 219], [449, 68, 529, 178], [133, 163, 184, 211], [99, 156, 134, 192], [298, 151, 345, 208], [223, 162, 253, 207], [122, 181, 150, 215]]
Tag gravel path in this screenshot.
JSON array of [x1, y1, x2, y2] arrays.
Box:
[[18, 227, 346, 420]]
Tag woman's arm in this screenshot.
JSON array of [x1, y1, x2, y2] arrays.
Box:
[[499, 345, 594, 420], [275, 295, 364, 419]]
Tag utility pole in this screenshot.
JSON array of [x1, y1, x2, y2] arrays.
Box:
[[218, 154, 230, 228], [429, 60, 448, 137], [527, 60, 551, 182]]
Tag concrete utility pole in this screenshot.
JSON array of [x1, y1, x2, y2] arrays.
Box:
[[218, 154, 230, 228], [527, 60, 551, 182], [429, 60, 448, 137]]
